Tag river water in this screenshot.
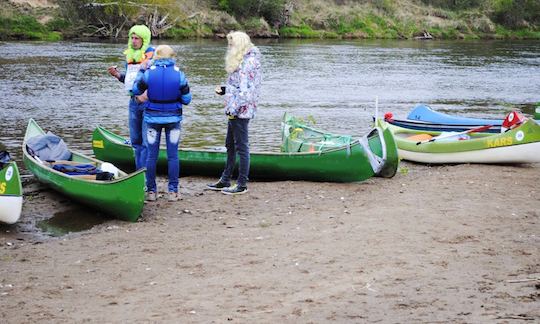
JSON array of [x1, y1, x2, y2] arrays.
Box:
[[1, 39, 539, 166], [1, 39, 539, 237]]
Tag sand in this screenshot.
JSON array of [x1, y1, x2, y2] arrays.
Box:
[[1, 162, 539, 322]]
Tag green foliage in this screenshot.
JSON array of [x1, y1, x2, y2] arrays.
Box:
[[427, 26, 463, 39], [420, 0, 485, 9], [4, 0, 540, 40], [491, 0, 540, 28], [494, 24, 540, 39], [214, 0, 286, 25], [165, 24, 213, 39], [56, 0, 180, 38], [279, 24, 324, 38], [0, 15, 61, 41], [373, 0, 397, 15], [46, 18, 71, 32], [243, 17, 266, 30], [165, 27, 197, 39]]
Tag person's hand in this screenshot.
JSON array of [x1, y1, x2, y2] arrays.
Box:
[[215, 85, 226, 95], [107, 66, 120, 79], [135, 90, 148, 104]]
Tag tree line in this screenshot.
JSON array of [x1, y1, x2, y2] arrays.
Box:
[[2, 0, 539, 40]]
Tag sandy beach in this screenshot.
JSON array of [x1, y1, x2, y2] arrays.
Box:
[[1, 161, 539, 322]]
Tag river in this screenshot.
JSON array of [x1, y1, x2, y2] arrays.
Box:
[[1, 39, 539, 166]]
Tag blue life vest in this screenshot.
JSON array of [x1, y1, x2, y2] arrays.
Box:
[[146, 61, 182, 113]]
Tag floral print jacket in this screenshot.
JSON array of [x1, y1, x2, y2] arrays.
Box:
[[224, 47, 262, 119]]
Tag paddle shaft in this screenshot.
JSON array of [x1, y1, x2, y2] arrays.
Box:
[[416, 124, 493, 145]]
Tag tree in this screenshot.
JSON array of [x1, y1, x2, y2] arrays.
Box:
[[491, 0, 540, 28]]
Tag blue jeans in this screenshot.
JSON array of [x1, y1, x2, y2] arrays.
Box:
[[128, 98, 147, 170], [221, 118, 250, 187], [145, 121, 181, 193]]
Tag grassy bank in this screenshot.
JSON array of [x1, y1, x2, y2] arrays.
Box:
[[2, 0, 539, 41], [0, 14, 62, 41]]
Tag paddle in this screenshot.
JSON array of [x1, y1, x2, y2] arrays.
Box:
[[416, 124, 493, 145]]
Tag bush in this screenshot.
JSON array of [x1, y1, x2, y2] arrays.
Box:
[[216, 0, 287, 25], [0, 15, 61, 40], [279, 25, 323, 38], [492, 0, 540, 28], [46, 18, 71, 32]]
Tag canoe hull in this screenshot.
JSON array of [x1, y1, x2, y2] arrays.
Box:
[[386, 118, 501, 134], [382, 119, 540, 164], [23, 119, 145, 222], [407, 104, 504, 126], [280, 113, 399, 178], [399, 142, 540, 164], [0, 196, 23, 224], [92, 126, 389, 182], [406, 104, 539, 128], [0, 161, 22, 224]]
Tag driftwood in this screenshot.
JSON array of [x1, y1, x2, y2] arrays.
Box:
[[496, 315, 536, 321], [144, 7, 177, 37], [85, 1, 175, 38], [506, 278, 540, 283]]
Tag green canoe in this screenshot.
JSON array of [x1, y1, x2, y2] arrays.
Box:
[[280, 113, 399, 178], [379, 118, 540, 164], [0, 161, 23, 224], [92, 124, 391, 182], [23, 119, 145, 222]]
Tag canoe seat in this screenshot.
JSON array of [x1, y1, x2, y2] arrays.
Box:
[[406, 134, 433, 142], [71, 174, 97, 180]]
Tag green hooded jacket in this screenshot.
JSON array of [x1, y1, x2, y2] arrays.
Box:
[[124, 25, 152, 63]]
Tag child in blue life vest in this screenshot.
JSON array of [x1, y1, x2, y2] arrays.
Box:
[[132, 45, 192, 202], [107, 25, 155, 171]]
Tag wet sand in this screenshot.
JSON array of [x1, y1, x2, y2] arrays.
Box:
[[1, 162, 539, 322]]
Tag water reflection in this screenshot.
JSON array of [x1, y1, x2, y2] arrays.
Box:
[[37, 208, 107, 237], [1, 39, 539, 167]]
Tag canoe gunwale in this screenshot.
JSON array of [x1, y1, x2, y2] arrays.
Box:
[[386, 117, 502, 133], [97, 125, 369, 158], [23, 120, 145, 184], [22, 119, 145, 221], [94, 125, 388, 182]]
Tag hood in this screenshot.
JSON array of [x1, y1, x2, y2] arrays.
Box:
[[124, 25, 152, 63], [245, 46, 261, 61]]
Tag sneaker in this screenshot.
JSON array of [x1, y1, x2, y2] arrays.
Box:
[[221, 185, 248, 195], [146, 192, 157, 201], [168, 192, 179, 202], [206, 180, 230, 191]]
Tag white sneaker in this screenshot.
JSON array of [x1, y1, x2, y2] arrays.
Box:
[[168, 192, 179, 202], [146, 192, 157, 201]]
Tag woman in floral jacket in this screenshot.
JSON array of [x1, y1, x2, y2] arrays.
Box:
[[207, 31, 262, 195]]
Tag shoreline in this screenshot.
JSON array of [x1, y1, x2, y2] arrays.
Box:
[[1, 162, 539, 322]]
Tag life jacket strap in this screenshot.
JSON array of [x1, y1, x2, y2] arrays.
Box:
[[148, 98, 179, 104]]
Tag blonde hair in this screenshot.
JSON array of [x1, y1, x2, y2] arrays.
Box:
[[154, 45, 176, 59], [225, 31, 254, 74]]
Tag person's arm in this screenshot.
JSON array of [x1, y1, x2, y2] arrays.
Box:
[[178, 72, 192, 105], [235, 55, 260, 107], [132, 70, 148, 103], [107, 65, 124, 83]]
